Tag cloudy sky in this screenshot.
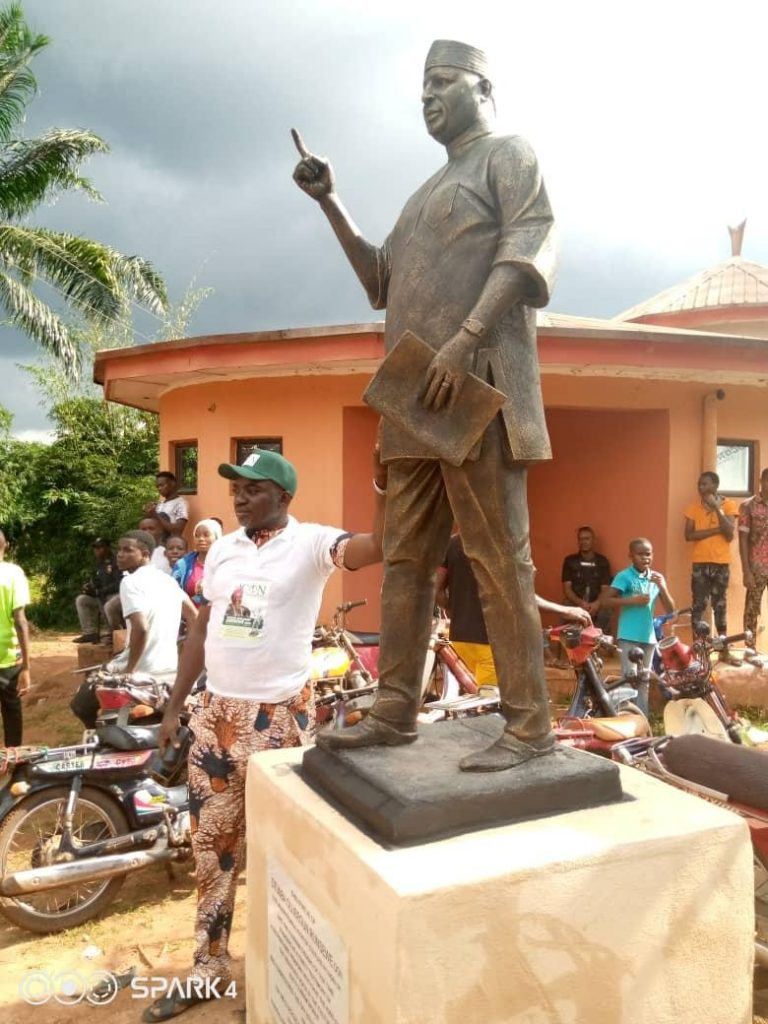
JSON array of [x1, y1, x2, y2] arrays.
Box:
[[4, 0, 768, 436]]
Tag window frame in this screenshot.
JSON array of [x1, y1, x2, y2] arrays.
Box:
[[172, 439, 199, 495], [716, 438, 756, 498], [233, 437, 284, 464]]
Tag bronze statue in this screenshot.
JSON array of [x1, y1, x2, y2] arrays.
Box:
[[293, 39, 557, 771]]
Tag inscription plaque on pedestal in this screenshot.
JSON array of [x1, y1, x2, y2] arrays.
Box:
[[267, 858, 349, 1024]]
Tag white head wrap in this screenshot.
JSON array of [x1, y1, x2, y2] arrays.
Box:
[[194, 518, 223, 540]]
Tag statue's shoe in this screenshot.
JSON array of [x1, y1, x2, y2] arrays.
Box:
[[459, 730, 556, 773], [315, 717, 418, 750]]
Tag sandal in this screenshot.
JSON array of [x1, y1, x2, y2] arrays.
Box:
[[141, 992, 208, 1022]]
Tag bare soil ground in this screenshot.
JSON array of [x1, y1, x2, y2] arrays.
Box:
[[1, 634, 765, 1023], [0, 634, 246, 1024]]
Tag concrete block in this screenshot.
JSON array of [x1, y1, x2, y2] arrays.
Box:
[[245, 747, 754, 1024]]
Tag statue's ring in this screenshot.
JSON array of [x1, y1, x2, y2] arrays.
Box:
[[440, 380, 451, 388]]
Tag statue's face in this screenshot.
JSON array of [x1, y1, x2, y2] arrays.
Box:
[[421, 66, 486, 144]]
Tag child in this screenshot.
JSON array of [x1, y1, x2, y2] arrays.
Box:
[[603, 537, 674, 715], [165, 535, 187, 571]]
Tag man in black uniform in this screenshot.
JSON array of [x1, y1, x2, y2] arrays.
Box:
[[561, 527, 612, 633]]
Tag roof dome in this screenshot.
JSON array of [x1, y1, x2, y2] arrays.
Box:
[[615, 222, 768, 338]]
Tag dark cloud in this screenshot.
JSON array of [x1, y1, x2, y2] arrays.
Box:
[[2, 0, 766, 433]]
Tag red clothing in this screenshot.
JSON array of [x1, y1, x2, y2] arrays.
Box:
[[184, 559, 205, 601], [739, 495, 768, 571]]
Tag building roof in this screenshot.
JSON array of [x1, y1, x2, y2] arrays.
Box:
[[616, 256, 768, 322], [616, 224, 768, 324], [94, 314, 768, 413]]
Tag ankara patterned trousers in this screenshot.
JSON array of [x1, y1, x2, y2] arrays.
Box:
[[744, 569, 768, 635], [691, 562, 730, 635], [187, 685, 314, 983]]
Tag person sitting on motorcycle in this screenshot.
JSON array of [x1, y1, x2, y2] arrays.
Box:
[[71, 530, 197, 728], [147, 445, 386, 1022]]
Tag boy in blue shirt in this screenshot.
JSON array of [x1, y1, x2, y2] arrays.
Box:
[[603, 537, 674, 715]]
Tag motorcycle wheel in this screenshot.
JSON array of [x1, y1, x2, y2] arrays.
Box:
[[0, 785, 129, 934]]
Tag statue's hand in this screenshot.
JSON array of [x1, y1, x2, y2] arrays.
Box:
[[422, 332, 476, 412], [291, 128, 334, 200]]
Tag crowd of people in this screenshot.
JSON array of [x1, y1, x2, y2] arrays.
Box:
[[435, 468, 768, 720], [72, 473, 223, 646], [0, 31, 765, 1016], [0, 463, 766, 755], [2, 446, 765, 1020]]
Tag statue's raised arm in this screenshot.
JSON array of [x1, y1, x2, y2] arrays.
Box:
[[291, 127, 382, 307]]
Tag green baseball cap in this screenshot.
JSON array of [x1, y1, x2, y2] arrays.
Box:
[[218, 449, 298, 496]]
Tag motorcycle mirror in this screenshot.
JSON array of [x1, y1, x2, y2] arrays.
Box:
[[628, 646, 646, 665], [693, 620, 711, 638]]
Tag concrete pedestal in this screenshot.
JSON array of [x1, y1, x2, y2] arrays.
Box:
[[246, 748, 754, 1024]]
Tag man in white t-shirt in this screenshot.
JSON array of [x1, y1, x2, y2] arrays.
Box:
[[144, 471, 189, 539], [147, 448, 385, 1020], [71, 531, 196, 729], [107, 531, 196, 682]]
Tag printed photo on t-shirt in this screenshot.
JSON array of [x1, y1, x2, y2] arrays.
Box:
[[220, 580, 271, 639]]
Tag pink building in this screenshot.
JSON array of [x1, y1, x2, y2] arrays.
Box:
[[95, 228, 768, 637]]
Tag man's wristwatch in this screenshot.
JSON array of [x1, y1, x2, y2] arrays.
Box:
[[460, 318, 486, 339]]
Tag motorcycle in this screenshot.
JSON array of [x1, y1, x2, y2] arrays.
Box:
[[550, 625, 651, 752], [654, 621, 760, 743], [0, 671, 192, 934], [311, 599, 381, 726], [613, 732, 768, 966], [418, 624, 650, 755]]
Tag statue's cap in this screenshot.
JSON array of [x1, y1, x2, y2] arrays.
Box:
[[424, 40, 490, 79]]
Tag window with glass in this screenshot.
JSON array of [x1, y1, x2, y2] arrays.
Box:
[[716, 439, 755, 496], [234, 437, 283, 464], [173, 441, 198, 494]]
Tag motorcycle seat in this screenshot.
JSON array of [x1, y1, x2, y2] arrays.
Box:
[[665, 734, 768, 811], [96, 723, 162, 751]]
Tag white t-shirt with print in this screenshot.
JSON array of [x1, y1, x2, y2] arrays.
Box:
[[156, 496, 189, 524], [107, 564, 183, 682], [202, 518, 345, 702]]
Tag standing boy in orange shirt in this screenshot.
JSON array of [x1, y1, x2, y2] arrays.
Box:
[[684, 471, 738, 646]]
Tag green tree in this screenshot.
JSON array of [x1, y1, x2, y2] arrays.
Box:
[[0, 402, 45, 542], [0, 2, 167, 371], [12, 285, 211, 625]]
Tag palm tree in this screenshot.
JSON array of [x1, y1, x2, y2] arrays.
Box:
[[0, 3, 167, 371]]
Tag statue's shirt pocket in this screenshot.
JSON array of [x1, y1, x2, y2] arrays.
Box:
[[422, 182, 492, 242], [422, 182, 459, 228]]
